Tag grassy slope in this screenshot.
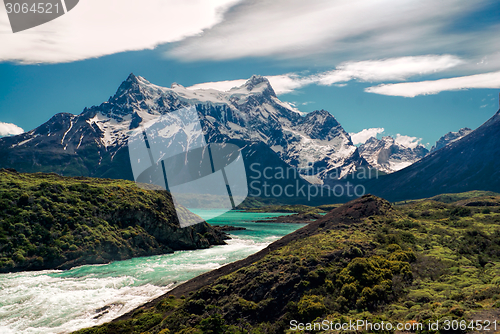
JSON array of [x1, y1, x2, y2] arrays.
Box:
[[0, 169, 225, 273], [74, 193, 500, 334]]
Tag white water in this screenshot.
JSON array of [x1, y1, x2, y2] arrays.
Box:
[[0, 212, 302, 334]]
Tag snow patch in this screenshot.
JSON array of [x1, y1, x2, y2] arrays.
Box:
[[61, 120, 74, 145]]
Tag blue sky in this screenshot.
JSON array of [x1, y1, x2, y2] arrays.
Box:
[[1, 0, 500, 147]]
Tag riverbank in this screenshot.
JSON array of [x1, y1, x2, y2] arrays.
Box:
[[0, 169, 226, 273], [0, 210, 304, 334]]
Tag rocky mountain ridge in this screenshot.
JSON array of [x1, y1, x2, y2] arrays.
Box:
[[0, 74, 369, 188], [430, 127, 472, 152], [358, 136, 429, 173]]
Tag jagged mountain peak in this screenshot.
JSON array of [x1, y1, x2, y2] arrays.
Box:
[[244, 74, 270, 88], [364, 136, 379, 144], [380, 135, 394, 141], [230, 75, 277, 97], [125, 73, 153, 85], [308, 109, 331, 117], [297, 109, 342, 140], [430, 127, 473, 152], [170, 82, 184, 89], [110, 73, 279, 112], [359, 135, 429, 174], [115, 73, 151, 93], [303, 110, 339, 125], [110, 73, 150, 104], [126, 72, 138, 82]]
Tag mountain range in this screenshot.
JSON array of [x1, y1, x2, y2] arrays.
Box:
[[357, 127, 475, 174], [0, 73, 498, 202], [0, 74, 367, 188]]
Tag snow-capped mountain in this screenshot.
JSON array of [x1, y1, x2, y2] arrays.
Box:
[[358, 136, 429, 174], [0, 74, 367, 185], [430, 127, 472, 152]]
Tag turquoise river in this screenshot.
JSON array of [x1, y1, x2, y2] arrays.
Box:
[[0, 210, 305, 334]]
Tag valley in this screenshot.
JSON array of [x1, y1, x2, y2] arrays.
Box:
[[73, 192, 500, 334]]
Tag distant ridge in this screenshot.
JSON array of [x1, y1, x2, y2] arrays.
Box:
[[365, 108, 500, 201], [430, 127, 472, 153]]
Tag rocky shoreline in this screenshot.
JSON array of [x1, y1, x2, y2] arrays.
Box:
[[253, 212, 322, 224]]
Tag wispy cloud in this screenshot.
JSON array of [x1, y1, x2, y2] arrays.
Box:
[[187, 55, 463, 95], [313, 56, 463, 84], [168, 0, 497, 68], [0, 0, 240, 64], [0, 122, 24, 137], [349, 128, 385, 145], [365, 70, 500, 97]]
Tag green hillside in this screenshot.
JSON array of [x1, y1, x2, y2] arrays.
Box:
[[0, 169, 225, 273], [74, 194, 500, 334]]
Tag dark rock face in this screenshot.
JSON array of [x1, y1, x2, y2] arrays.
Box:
[[212, 225, 246, 234], [295, 109, 342, 140], [364, 110, 500, 201], [104, 206, 225, 251]]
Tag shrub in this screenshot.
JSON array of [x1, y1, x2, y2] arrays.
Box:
[[450, 207, 471, 217], [297, 295, 327, 321], [198, 314, 227, 334]]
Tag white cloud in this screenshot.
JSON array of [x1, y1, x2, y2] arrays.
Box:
[[314, 55, 463, 85], [0, 0, 240, 63], [0, 122, 24, 137], [349, 128, 425, 148], [263, 74, 315, 94], [394, 134, 423, 149], [187, 55, 462, 95], [365, 70, 500, 97], [349, 128, 385, 145], [168, 0, 495, 66]]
